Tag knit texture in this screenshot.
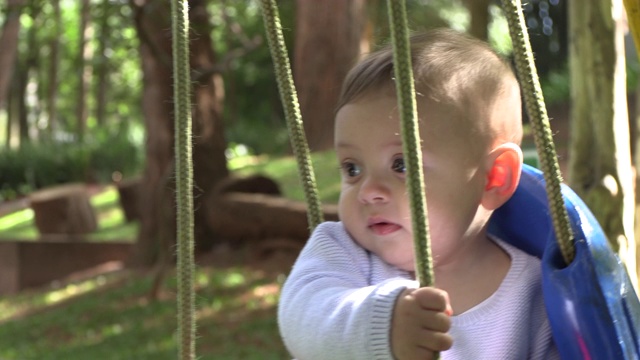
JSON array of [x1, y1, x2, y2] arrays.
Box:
[[278, 221, 559, 360]]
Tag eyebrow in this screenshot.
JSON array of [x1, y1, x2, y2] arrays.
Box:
[[335, 142, 354, 149], [335, 140, 404, 150]]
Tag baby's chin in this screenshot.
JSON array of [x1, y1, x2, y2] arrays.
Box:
[[382, 255, 415, 272]]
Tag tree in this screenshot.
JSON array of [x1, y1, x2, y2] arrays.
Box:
[[294, 0, 366, 152], [94, 0, 111, 126], [76, 0, 92, 142], [568, 0, 637, 285], [45, 0, 61, 135], [128, 0, 228, 267], [0, 0, 25, 112], [464, 0, 492, 40]]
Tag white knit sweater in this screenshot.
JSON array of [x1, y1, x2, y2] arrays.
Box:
[[278, 221, 559, 360]]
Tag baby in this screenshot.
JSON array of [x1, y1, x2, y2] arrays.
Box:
[[278, 28, 559, 360]]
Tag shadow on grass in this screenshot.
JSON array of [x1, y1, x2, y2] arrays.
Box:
[[0, 265, 289, 360]]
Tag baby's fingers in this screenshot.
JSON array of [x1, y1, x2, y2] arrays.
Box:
[[396, 329, 453, 360], [413, 287, 452, 314], [417, 328, 453, 352], [416, 307, 452, 332]]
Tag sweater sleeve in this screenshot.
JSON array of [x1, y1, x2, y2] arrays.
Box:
[[278, 222, 416, 360]]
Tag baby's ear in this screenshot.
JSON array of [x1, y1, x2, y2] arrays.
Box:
[[481, 143, 523, 210]]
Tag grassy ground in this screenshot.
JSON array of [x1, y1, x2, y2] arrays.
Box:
[[0, 265, 289, 359], [0, 150, 341, 359], [231, 149, 341, 204]]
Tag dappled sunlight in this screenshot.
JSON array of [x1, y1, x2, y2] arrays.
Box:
[[45, 278, 106, 303], [0, 270, 126, 324], [0, 209, 36, 240], [0, 260, 289, 358], [89, 186, 118, 208], [0, 209, 33, 230]]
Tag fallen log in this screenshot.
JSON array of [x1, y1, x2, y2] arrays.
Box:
[[207, 192, 339, 242]]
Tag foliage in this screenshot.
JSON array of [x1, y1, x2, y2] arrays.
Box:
[[15, 0, 143, 136], [209, 1, 295, 155], [2, 0, 578, 161], [0, 266, 288, 359], [0, 124, 144, 202]]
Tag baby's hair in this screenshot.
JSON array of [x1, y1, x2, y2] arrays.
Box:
[[336, 28, 522, 146]]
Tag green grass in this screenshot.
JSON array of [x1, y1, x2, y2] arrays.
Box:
[[0, 186, 138, 241], [231, 149, 341, 204], [0, 151, 339, 359], [0, 266, 288, 359]]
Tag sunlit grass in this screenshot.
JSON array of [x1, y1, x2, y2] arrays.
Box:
[[0, 186, 137, 242], [0, 152, 329, 357], [233, 149, 341, 204], [0, 270, 127, 324], [0, 208, 34, 229], [0, 266, 289, 359]]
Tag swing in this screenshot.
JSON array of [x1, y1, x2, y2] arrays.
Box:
[[257, 0, 640, 359]]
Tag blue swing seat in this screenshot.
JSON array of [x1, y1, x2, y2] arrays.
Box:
[[488, 164, 640, 360]]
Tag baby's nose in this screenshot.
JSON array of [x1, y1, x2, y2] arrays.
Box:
[[358, 175, 391, 204]]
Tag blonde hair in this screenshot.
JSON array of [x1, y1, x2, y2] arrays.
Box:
[[336, 28, 522, 147]]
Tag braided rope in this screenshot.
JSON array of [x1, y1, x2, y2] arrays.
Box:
[[171, 0, 196, 359], [259, 0, 323, 231], [385, 10, 440, 360], [501, 0, 575, 264], [386, 1, 435, 289]]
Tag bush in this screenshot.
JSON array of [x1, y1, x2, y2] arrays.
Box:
[[0, 127, 144, 201]]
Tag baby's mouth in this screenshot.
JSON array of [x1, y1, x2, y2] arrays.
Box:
[[368, 218, 401, 235]]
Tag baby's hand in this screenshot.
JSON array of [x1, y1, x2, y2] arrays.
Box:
[[391, 287, 453, 360]]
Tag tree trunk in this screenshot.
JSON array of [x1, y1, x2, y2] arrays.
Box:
[[568, 0, 636, 287], [46, 0, 61, 136], [294, 0, 365, 152], [20, 5, 41, 145], [189, 0, 230, 252], [17, 61, 28, 145], [128, 1, 176, 268], [0, 0, 25, 111], [464, 0, 491, 41], [76, 0, 92, 142], [129, 0, 228, 268], [94, 0, 111, 126]]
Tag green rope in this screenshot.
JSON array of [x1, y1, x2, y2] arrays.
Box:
[[386, 8, 441, 359], [171, 0, 195, 359], [386, 0, 435, 289], [501, 0, 575, 264], [259, 0, 323, 231]]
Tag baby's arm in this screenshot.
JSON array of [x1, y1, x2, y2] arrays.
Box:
[[391, 287, 453, 360], [278, 223, 416, 360]]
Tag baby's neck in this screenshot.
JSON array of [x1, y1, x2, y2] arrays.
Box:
[[433, 236, 511, 315]]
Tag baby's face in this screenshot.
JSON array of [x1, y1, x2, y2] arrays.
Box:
[[334, 94, 489, 271]]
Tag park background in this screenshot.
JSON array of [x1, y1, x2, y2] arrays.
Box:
[[0, 0, 638, 359]]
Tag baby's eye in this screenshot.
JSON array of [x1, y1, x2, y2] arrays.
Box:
[[391, 157, 406, 173], [341, 162, 362, 177]]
